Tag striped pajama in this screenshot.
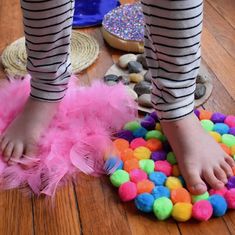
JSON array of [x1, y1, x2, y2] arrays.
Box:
[[21, 0, 74, 101], [21, 0, 203, 121], [141, 0, 203, 121]]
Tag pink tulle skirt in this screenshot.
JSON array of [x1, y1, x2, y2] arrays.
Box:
[[0, 76, 137, 196]]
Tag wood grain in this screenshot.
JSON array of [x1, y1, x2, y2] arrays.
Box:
[[204, 1, 235, 59], [0, 190, 33, 235], [32, 183, 81, 235]]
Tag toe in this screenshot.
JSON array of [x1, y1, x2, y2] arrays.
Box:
[[203, 169, 224, 190], [1, 137, 9, 152], [3, 142, 14, 162], [221, 161, 233, 178], [225, 156, 235, 168], [10, 142, 24, 163], [214, 167, 228, 184], [184, 170, 207, 195]]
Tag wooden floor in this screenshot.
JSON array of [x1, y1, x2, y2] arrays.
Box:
[[0, 0, 235, 234]]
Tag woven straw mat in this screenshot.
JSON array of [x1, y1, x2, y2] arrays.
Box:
[[1, 31, 99, 76]]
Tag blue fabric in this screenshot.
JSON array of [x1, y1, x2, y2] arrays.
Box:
[[73, 0, 120, 28]]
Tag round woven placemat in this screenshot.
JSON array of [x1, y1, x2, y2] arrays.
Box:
[[1, 30, 99, 76]]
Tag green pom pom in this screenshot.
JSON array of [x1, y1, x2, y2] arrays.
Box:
[[192, 191, 209, 203], [200, 120, 214, 132], [222, 134, 235, 147], [110, 170, 130, 187], [153, 197, 173, 220], [145, 130, 163, 141], [139, 159, 155, 174], [124, 121, 141, 132], [167, 152, 177, 165]]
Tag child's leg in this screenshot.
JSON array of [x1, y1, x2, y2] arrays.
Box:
[[0, 0, 74, 162], [142, 0, 234, 194]]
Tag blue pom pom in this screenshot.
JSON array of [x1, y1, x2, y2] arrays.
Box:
[[208, 194, 227, 217], [133, 127, 148, 138], [149, 172, 167, 186], [213, 123, 229, 135], [151, 186, 170, 199], [135, 193, 155, 213], [104, 157, 123, 173]]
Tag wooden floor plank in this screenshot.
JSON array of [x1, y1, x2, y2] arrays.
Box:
[[0, 0, 23, 53], [32, 183, 81, 235], [74, 175, 132, 235], [204, 1, 235, 60], [200, 58, 235, 115], [201, 26, 235, 100], [206, 0, 235, 29], [0, 190, 33, 235]]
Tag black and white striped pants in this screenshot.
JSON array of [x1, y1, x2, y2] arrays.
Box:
[[21, 0, 203, 120]]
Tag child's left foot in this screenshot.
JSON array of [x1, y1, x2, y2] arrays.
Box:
[[161, 113, 234, 195]]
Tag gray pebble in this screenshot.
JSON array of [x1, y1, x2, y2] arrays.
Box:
[[144, 71, 151, 82], [133, 81, 152, 96], [104, 74, 120, 82], [196, 75, 208, 84], [138, 94, 153, 108], [128, 61, 143, 73], [195, 83, 206, 99], [137, 54, 148, 69], [106, 81, 117, 86]]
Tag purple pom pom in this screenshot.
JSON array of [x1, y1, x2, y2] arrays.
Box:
[[115, 130, 135, 142], [211, 112, 226, 123], [227, 176, 235, 189], [140, 115, 156, 130], [149, 112, 158, 121], [194, 109, 200, 118], [229, 127, 235, 136], [151, 150, 167, 161]]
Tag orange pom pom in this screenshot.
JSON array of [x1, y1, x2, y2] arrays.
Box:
[[146, 139, 163, 151], [137, 179, 155, 194], [113, 138, 129, 153], [171, 188, 191, 204], [220, 143, 231, 156], [232, 166, 235, 176], [124, 158, 139, 172], [199, 110, 213, 120], [120, 148, 134, 162], [231, 145, 235, 156]]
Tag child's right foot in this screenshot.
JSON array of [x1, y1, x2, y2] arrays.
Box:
[[0, 97, 59, 164], [161, 113, 234, 195]]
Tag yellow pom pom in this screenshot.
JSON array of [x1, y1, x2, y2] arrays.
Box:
[[209, 131, 222, 143], [172, 165, 180, 177], [155, 123, 162, 131], [231, 145, 235, 156], [133, 147, 151, 160], [172, 203, 192, 222], [165, 176, 183, 190]]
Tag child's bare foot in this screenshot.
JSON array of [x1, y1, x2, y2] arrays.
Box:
[[161, 113, 234, 195], [0, 97, 59, 163]]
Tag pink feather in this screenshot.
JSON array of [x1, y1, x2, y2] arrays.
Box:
[[0, 75, 137, 196]]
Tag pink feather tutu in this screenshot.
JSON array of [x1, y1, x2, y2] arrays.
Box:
[[0, 76, 137, 196]]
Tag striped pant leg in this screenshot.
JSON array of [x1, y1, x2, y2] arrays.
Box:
[[141, 0, 203, 121], [20, 0, 75, 102]]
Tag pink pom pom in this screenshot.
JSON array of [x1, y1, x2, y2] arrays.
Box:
[[224, 189, 235, 209], [130, 138, 146, 149], [224, 115, 235, 127], [129, 169, 148, 183], [118, 181, 137, 202], [154, 160, 172, 176], [192, 200, 213, 221], [209, 187, 228, 196]]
